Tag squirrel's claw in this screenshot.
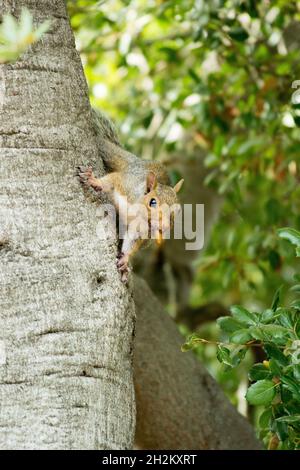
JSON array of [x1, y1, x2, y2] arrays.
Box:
[[117, 259, 130, 271], [122, 273, 129, 283], [77, 166, 103, 192], [77, 166, 93, 186], [117, 253, 130, 283]]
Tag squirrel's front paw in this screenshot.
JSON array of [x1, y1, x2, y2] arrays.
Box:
[[117, 253, 130, 283], [77, 166, 103, 192], [77, 166, 93, 186]]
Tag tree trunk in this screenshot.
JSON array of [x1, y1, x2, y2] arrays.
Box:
[[0, 0, 135, 450], [133, 276, 261, 450]]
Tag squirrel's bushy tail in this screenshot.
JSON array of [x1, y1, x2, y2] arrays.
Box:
[[92, 108, 138, 172]]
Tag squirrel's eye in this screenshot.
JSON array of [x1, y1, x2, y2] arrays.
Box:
[[149, 198, 157, 208]]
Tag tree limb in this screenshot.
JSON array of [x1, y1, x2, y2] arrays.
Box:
[[133, 276, 261, 450]]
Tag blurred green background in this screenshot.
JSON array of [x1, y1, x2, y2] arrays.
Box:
[[67, 0, 300, 442]]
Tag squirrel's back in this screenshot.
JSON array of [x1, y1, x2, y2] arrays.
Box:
[[92, 109, 138, 172], [92, 108, 170, 184]]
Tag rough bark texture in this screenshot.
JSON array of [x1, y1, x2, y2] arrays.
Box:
[[133, 276, 261, 450], [0, 0, 135, 449]]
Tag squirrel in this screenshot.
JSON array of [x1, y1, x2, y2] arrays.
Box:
[[77, 110, 184, 282]]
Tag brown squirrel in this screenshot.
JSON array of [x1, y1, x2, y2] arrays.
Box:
[[78, 112, 184, 282]]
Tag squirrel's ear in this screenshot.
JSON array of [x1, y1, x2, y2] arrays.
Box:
[[173, 179, 184, 193], [146, 171, 157, 192]]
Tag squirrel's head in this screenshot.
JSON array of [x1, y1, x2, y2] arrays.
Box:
[[142, 172, 184, 245]]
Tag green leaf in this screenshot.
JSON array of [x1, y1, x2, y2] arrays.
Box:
[[229, 27, 249, 42], [0, 49, 20, 62], [276, 415, 300, 424], [269, 358, 282, 376], [268, 250, 281, 270], [281, 376, 300, 400], [0, 8, 50, 64], [188, 68, 201, 83], [277, 308, 294, 329], [281, 386, 293, 404], [246, 380, 277, 406], [266, 325, 289, 337], [294, 365, 300, 381], [258, 324, 290, 341], [2, 14, 18, 42], [248, 326, 265, 340], [274, 419, 289, 441], [34, 20, 51, 40], [261, 309, 274, 324], [230, 305, 257, 325], [290, 284, 300, 293], [259, 408, 272, 428], [278, 228, 300, 248], [231, 347, 247, 366], [216, 345, 233, 367], [249, 364, 272, 381], [217, 316, 244, 333], [230, 329, 252, 344], [271, 286, 283, 312], [265, 199, 281, 225], [181, 343, 192, 352], [19, 8, 33, 41], [217, 345, 247, 370], [181, 333, 201, 351], [264, 344, 289, 365], [291, 300, 300, 310]]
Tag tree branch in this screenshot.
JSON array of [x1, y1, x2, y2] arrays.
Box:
[[133, 276, 261, 450]]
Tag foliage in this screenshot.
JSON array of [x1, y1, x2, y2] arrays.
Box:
[[183, 229, 300, 450], [0, 8, 50, 63], [180, 320, 252, 409]]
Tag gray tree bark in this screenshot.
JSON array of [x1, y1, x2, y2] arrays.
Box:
[[0, 0, 135, 449]]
